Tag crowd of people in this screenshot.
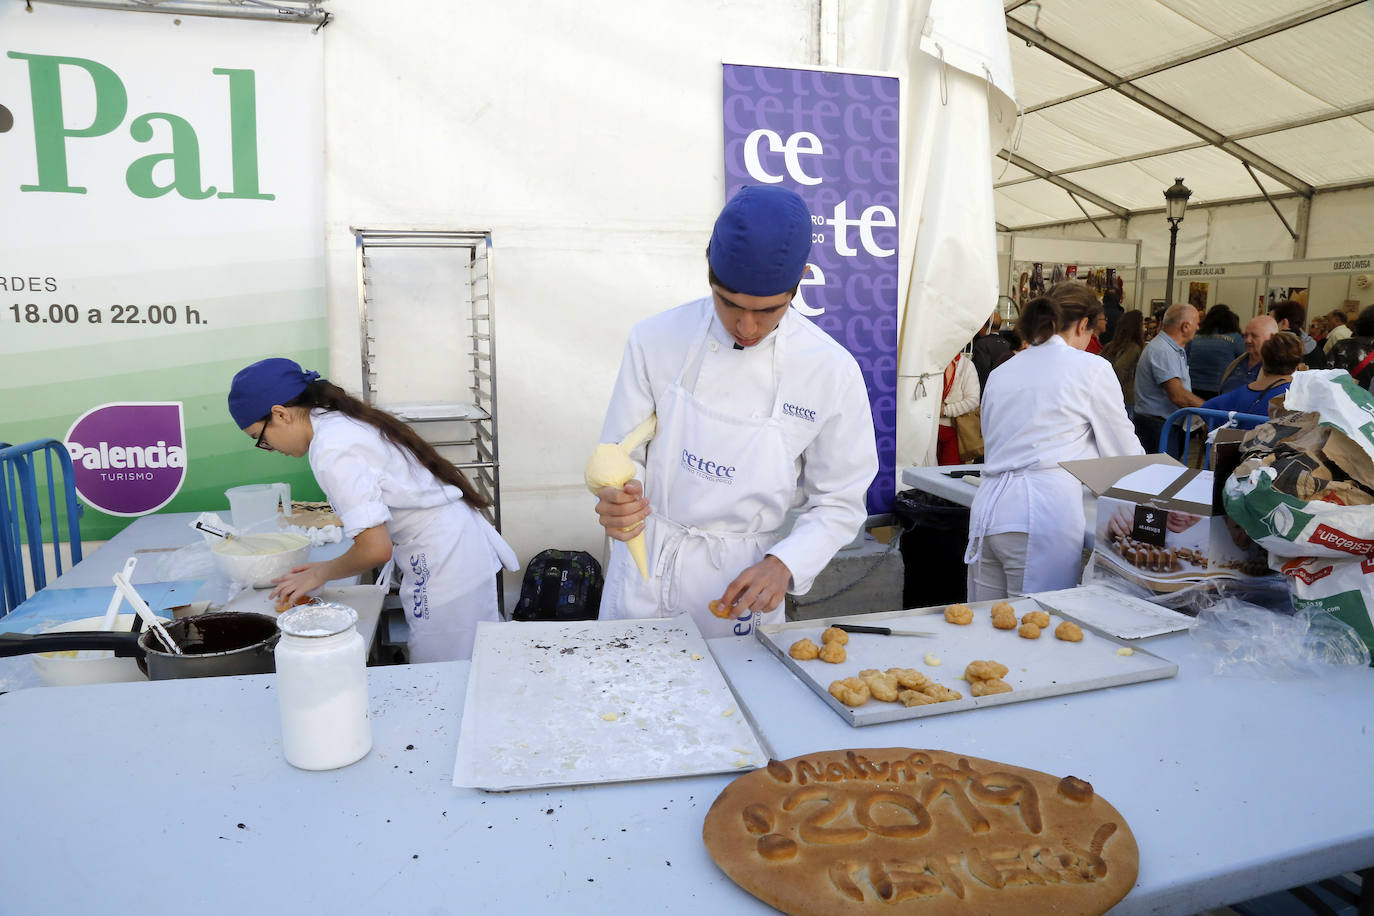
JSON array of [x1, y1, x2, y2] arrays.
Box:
[[940, 288, 1374, 463], [937, 281, 1373, 598]]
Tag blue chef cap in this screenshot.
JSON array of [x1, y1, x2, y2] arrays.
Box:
[[227, 358, 322, 429], [708, 186, 813, 297]]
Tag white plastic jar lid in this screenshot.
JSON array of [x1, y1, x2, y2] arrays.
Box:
[[279, 601, 358, 638]]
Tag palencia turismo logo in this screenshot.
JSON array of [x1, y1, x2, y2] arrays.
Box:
[[64, 402, 187, 516]]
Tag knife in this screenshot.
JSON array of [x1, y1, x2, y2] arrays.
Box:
[[835, 624, 936, 638]]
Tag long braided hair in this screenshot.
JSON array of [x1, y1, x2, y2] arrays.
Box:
[[287, 381, 489, 510]]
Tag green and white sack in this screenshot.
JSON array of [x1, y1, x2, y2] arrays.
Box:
[[1223, 370, 1374, 559]]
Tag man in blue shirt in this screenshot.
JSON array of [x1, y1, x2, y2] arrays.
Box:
[[1218, 314, 1277, 394], [1134, 303, 1203, 454]]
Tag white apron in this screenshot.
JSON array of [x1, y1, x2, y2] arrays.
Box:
[[964, 466, 1085, 595], [398, 502, 518, 662], [601, 315, 802, 638]]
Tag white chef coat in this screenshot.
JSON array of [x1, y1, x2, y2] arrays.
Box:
[[307, 410, 519, 661], [598, 298, 877, 636], [965, 335, 1142, 593]]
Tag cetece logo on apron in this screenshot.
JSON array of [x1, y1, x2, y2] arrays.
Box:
[[681, 449, 736, 484], [782, 401, 817, 422], [64, 402, 187, 516]]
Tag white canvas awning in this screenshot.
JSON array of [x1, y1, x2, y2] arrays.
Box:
[[996, 0, 1374, 230]]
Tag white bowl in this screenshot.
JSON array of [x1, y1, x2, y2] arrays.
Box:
[[32, 613, 169, 687], [211, 532, 312, 588]]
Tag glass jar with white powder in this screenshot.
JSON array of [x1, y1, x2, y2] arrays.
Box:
[[275, 601, 372, 770]]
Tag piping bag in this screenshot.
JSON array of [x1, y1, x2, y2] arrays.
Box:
[[584, 414, 657, 579]]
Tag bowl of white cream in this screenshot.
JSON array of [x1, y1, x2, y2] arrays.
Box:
[[211, 532, 312, 588]]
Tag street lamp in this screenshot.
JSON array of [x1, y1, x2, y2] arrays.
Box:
[[1163, 177, 1192, 310]]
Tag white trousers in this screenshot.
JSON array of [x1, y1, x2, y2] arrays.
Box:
[[966, 532, 1031, 602]]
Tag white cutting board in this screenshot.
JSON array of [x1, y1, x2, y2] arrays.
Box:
[[757, 599, 1177, 727], [453, 616, 769, 791]]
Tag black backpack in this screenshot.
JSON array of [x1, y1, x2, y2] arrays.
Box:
[[512, 549, 604, 621]]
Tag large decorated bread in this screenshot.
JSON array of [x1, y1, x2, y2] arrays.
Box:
[[703, 747, 1137, 915]]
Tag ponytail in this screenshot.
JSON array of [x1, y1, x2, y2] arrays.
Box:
[[287, 381, 490, 510], [1017, 296, 1060, 347], [1017, 281, 1104, 347]]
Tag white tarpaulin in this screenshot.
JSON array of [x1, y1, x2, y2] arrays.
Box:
[[842, 0, 1018, 467]]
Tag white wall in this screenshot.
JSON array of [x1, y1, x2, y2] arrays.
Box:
[[322, 1, 821, 589]]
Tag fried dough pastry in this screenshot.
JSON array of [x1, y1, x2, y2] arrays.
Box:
[[885, 667, 928, 689], [991, 607, 1018, 630], [943, 603, 973, 625], [858, 669, 900, 702], [1019, 621, 1042, 639], [1022, 610, 1051, 629], [817, 641, 846, 664], [898, 689, 937, 707], [788, 638, 820, 661], [820, 626, 848, 645], [991, 601, 1016, 616], [708, 599, 733, 619], [1055, 621, 1084, 642], [920, 683, 963, 702], [964, 659, 1009, 681], [827, 677, 869, 707], [970, 677, 1013, 697]]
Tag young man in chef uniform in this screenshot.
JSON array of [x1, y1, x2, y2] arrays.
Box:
[[592, 186, 879, 638]]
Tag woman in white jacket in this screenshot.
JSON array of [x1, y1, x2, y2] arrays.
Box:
[[964, 283, 1143, 600], [228, 358, 518, 662], [935, 353, 980, 465]]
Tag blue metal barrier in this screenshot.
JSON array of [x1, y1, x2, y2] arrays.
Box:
[[1159, 407, 1269, 468], [0, 439, 84, 615]]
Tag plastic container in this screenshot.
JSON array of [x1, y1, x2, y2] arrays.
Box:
[[274, 602, 372, 771], [225, 483, 290, 531]]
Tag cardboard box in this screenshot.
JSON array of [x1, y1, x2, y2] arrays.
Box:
[[1062, 453, 1270, 593]]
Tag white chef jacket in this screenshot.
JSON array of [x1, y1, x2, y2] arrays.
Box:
[[307, 410, 518, 659], [600, 298, 877, 601], [966, 335, 1142, 577]]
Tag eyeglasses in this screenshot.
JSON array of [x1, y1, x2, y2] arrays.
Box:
[[254, 414, 274, 451]]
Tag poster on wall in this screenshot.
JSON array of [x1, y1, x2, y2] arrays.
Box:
[[722, 63, 899, 515], [0, 5, 325, 538]]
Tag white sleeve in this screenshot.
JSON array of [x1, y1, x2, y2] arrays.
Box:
[[599, 329, 658, 472], [942, 358, 981, 417], [1087, 360, 1145, 457], [310, 434, 391, 538], [768, 365, 879, 596]]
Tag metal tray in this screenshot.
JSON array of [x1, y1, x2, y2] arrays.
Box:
[[756, 598, 1177, 727]]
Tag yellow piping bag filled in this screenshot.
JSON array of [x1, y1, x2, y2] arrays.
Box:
[[584, 414, 657, 579]]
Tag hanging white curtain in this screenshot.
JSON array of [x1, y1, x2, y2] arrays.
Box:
[[841, 0, 1017, 469]]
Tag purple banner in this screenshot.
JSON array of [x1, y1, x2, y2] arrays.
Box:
[[723, 64, 899, 515], [64, 402, 187, 516]]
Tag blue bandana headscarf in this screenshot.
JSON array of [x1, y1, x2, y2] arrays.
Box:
[[227, 358, 322, 429]]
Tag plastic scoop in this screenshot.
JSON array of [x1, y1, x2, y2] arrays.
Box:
[[584, 414, 657, 579], [74, 557, 139, 661], [112, 570, 182, 656]]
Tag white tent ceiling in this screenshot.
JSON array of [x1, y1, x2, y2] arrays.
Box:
[[995, 0, 1374, 230]]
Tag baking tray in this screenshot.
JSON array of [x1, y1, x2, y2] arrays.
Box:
[[756, 598, 1177, 727], [453, 615, 771, 791]]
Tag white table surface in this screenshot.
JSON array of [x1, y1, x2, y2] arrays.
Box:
[[2, 616, 1370, 915], [901, 464, 1099, 551]]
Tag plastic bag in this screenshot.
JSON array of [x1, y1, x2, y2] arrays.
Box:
[[1222, 370, 1374, 558], [1188, 596, 1370, 677], [1080, 551, 1290, 616]]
